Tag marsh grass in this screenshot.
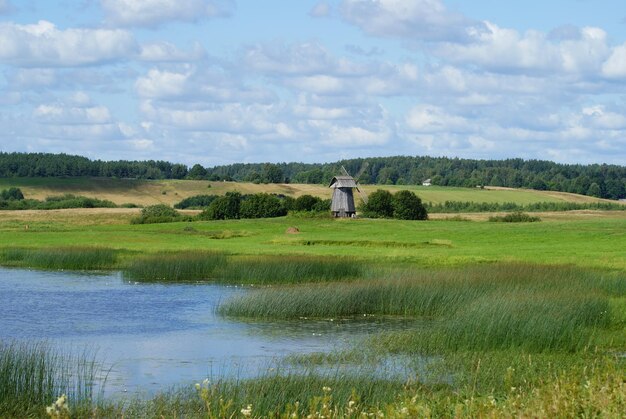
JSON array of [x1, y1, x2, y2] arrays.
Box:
[[0, 341, 101, 417], [220, 264, 623, 353], [122, 251, 227, 282], [0, 246, 117, 270], [217, 255, 365, 285]]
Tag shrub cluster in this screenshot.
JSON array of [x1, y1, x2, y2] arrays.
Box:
[[131, 204, 193, 224], [0, 190, 117, 210], [173, 194, 218, 209], [0, 187, 24, 200], [489, 212, 541, 222], [361, 189, 428, 220]]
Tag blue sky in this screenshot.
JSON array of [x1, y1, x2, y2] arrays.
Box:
[[1, 0, 626, 167]]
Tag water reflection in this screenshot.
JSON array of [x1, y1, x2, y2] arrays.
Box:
[[0, 267, 423, 398]]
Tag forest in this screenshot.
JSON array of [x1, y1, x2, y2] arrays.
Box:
[[1, 152, 625, 200]]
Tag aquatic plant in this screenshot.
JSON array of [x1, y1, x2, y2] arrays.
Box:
[[0, 247, 117, 270], [0, 342, 100, 417], [220, 264, 621, 352], [123, 251, 227, 282], [217, 255, 365, 285]]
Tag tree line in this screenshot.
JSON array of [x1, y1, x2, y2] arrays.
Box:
[[1, 152, 625, 199]]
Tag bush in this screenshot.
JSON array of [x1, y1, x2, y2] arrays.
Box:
[[293, 195, 322, 211], [174, 194, 218, 209], [489, 212, 541, 223], [198, 192, 241, 220], [0, 187, 24, 200], [131, 204, 182, 224], [240, 193, 287, 218], [392, 190, 428, 220], [361, 189, 394, 218]]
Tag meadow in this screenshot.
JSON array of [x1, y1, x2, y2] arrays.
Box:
[[0, 180, 624, 417], [0, 176, 615, 207]]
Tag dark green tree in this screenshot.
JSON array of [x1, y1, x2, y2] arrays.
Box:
[[199, 192, 241, 220], [293, 195, 322, 211], [187, 164, 208, 179], [0, 187, 24, 200], [587, 182, 602, 198], [361, 189, 394, 218], [240, 193, 286, 218], [262, 164, 284, 183], [392, 190, 428, 220]]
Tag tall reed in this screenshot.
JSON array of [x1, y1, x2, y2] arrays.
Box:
[[218, 255, 365, 285], [123, 251, 227, 282], [220, 264, 621, 353], [0, 341, 101, 417], [0, 247, 117, 270]]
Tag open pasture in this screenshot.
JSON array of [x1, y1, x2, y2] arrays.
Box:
[[0, 177, 615, 206], [0, 209, 624, 270]]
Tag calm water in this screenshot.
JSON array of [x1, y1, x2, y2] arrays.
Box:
[[0, 267, 419, 397]]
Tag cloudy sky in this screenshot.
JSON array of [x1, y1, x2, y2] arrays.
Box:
[[1, 0, 626, 166]]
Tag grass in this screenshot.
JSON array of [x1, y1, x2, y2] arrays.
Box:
[[122, 253, 365, 284], [122, 251, 227, 282], [0, 177, 615, 207], [0, 180, 624, 416], [1, 214, 625, 270], [220, 264, 623, 353], [217, 255, 365, 285], [0, 246, 117, 270], [0, 341, 101, 417]]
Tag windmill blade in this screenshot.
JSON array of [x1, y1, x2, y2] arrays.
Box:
[[356, 185, 369, 204], [354, 161, 369, 182], [340, 165, 350, 177]]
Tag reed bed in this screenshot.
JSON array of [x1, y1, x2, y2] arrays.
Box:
[[0, 246, 117, 270], [217, 255, 365, 285], [122, 251, 227, 282], [0, 341, 101, 417], [220, 264, 623, 352], [122, 254, 365, 284]]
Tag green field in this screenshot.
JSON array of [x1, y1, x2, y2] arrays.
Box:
[[0, 179, 625, 417], [0, 214, 624, 270], [0, 176, 614, 207]]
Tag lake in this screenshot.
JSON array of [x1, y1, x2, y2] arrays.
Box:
[[0, 267, 420, 398]]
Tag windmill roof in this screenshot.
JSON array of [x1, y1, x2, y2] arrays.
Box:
[[329, 176, 357, 188]]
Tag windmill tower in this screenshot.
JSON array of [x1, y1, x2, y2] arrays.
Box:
[[329, 163, 369, 218]]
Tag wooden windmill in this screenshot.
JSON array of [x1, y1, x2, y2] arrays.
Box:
[[329, 163, 369, 218]]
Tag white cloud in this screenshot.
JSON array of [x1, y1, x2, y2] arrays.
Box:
[[340, 0, 486, 42], [34, 104, 112, 124], [405, 105, 472, 133], [581, 105, 626, 130], [101, 0, 234, 28], [135, 69, 190, 99], [437, 23, 611, 75], [139, 42, 206, 62], [310, 2, 331, 18], [0, 20, 137, 67], [135, 66, 275, 103], [601, 43, 626, 78]]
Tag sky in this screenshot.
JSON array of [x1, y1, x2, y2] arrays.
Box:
[[1, 0, 626, 167]]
